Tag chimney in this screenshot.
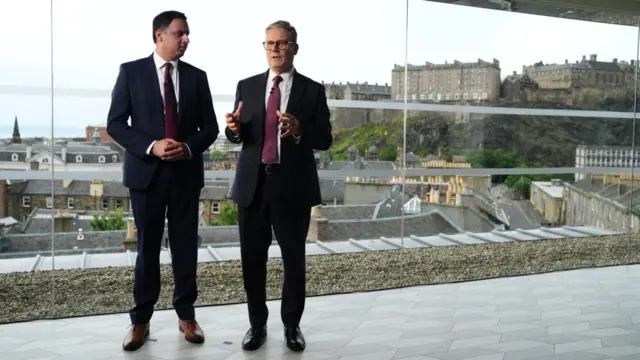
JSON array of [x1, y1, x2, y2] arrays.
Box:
[[61, 143, 67, 162], [123, 218, 137, 251], [90, 179, 103, 197], [590, 54, 597, 61], [307, 217, 328, 242], [26, 144, 32, 159], [53, 209, 74, 233], [90, 179, 103, 210], [613, 58, 618, 64], [582, 55, 587, 62], [512, 71, 516, 76], [0, 179, 6, 219]]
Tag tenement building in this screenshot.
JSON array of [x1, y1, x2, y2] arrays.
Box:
[[391, 58, 501, 102], [574, 145, 639, 180]]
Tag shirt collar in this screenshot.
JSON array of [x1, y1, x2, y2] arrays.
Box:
[[268, 66, 295, 83], [153, 51, 178, 71]]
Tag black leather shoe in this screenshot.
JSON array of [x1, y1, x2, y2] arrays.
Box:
[[242, 326, 267, 351], [285, 326, 305, 352]]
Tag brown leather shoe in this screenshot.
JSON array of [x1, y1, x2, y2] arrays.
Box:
[[179, 320, 205, 344], [122, 323, 150, 351]]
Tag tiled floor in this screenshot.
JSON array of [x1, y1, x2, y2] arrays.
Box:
[[4, 266, 640, 360]]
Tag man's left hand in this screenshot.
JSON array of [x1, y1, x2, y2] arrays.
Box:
[[277, 111, 300, 139], [162, 139, 188, 161]]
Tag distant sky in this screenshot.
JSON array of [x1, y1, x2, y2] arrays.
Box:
[[0, 0, 638, 137]]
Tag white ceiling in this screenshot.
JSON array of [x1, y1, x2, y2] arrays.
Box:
[[424, 0, 640, 26]]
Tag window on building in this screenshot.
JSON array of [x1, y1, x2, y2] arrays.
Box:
[[68, 197, 75, 209], [42, 158, 49, 164], [46, 196, 53, 209], [212, 201, 220, 214], [98, 155, 106, 163], [75, 155, 83, 163], [11, 153, 18, 162], [115, 200, 123, 209], [102, 199, 109, 210], [22, 196, 31, 207], [112, 155, 118, 162]]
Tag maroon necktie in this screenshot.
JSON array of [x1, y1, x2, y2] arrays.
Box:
[[164, 63, 178, 140], [262, 75, 282, 163]]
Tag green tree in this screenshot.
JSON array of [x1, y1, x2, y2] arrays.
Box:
[[89, 209, 127, 231], [378, 144, 397, 161], [211, 203, 239, 226], [505, 172, 574, 199], [210, 150, 226, 159]]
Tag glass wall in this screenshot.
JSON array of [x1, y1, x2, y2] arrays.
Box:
[[1, 0, 639, 323]]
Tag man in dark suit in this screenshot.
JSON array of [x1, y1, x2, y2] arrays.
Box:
[[106, 10, 218, 351], [224, 20, 332, 352]]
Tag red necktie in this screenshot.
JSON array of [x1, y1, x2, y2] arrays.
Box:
[[262, 75, 282, 163], [164, 63, 178, 140]]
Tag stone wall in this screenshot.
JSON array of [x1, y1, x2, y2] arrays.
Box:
[[330, 107, 403, 129], [4, 226, 245, 253], [523, 87, 631, 107], [564, 184, 640, 233]]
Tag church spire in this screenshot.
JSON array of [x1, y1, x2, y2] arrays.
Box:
[[11, 115, 21, 144]]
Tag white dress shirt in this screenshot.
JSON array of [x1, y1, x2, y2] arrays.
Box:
[[146, 51, 191, 157]]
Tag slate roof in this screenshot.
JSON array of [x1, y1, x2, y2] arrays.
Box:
[[0, 225, 616, 273]]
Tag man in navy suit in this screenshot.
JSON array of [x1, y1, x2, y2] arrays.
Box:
[[225, 20, 332, 352], [106, 10, 218, 351]]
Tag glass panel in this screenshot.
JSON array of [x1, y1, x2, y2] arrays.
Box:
[[401, 0, 640, 115], [403, 0, 639, 287], [0, 1, 54, 323], [0, 0, 408, 323]]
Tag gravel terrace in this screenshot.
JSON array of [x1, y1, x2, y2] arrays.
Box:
[[1, 234, 639, 323]]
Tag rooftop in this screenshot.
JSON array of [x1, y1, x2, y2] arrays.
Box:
[[532, 181, 565, 199], [0, 225, 616, 273], [3, 263, 640, 359]]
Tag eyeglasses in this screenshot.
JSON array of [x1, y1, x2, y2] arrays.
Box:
[[263, 40, 294, 50]]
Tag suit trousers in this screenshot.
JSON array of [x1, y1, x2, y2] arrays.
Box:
[[129, 163, 201, 324], [238, 164, 311, 328]]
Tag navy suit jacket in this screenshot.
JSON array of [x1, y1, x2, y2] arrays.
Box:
[[107, 54, 219, 190], [225, 70, 332, 208]]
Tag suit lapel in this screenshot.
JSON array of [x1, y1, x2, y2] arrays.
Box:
[[146, 55, 164, 119], [286, 70, 306, 114], [178, 62, 187, 125]]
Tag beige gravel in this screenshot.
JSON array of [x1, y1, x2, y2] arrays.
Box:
[[0, 234, 638, 323]]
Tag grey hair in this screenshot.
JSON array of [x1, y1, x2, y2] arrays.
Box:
[[265, 20, 298, 43]]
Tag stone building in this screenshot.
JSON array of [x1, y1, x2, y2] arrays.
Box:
[[391, 58, 502, 102], [530, 180, 565, 225], [564, 175, 640, 233], [574, 145, 639, 181], [323, 81, 391, 101], [1, 179, 231, 225], [523, 54, 635, 90], [84, 126, 114, 144], [0, 120, 122, 172]]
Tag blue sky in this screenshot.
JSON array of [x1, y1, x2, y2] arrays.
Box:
[[1, 0, 638, 137]]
